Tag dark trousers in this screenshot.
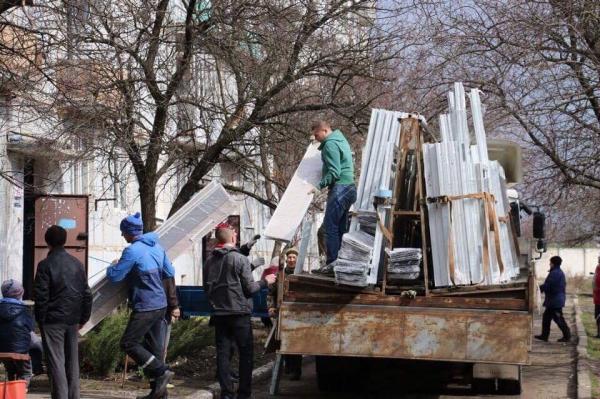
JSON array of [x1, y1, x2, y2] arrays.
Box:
[[120, 308, 167, 379], [2, 359, 32, 385], [541, 307, 571, 339], [41, 323, 80, 399], [213, 315, 254, 399], [323, 184, 357, 264]]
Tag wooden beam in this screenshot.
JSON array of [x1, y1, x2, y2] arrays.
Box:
[[284, 291, 527, 311]]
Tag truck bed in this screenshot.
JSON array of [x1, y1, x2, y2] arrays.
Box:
[[277, 273, 534, 365]]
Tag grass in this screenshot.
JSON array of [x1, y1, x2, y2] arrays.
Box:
[[166, 316, 214, 362], [592, 372, 600, 399], [80, 311, 215, 377], [581, 310, 600, 360]]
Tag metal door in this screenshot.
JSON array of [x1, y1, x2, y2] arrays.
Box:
[[33, 195, 89, 276]]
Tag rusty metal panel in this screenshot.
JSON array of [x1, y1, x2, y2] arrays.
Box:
[[466, 313, 530, 363], [279, 303, 531, 365], [33, 195, 89, 276], [34, 196, 89, 248]]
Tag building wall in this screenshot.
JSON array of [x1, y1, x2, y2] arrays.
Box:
[[537, 245, 600, 278]]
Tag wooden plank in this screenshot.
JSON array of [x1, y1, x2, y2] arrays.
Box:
[[392, 211, 420, 216], [429, 281, 527, 296], [288, 274, 380, 294], [284, 291, 527, 311]]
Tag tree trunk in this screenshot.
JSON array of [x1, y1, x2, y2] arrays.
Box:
[[139, 178, 158, 232]]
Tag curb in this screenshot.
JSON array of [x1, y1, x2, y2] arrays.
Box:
[[573, 296, 592, 399], [184, 360, 275, 399]]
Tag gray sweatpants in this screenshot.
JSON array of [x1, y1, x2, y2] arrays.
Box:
[[41, 324, 80, 399]]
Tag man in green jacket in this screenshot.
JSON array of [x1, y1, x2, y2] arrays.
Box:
[[310, 120, 356, 275]]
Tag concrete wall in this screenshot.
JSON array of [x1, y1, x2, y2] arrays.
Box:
[[538, 245, 600, 277]]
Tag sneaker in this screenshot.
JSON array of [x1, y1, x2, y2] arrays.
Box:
[[557, 337, 571, 343], [534, 335, 548, 342], [313, 263, 335, 276]]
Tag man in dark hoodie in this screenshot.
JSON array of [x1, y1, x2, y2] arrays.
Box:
[[107, 212, 175, 399], [0, 279, 34, 385], [203, 224, 276, 399], [34, 225, 93, 399], [310, 120, 356, 275], [535, 256, 571, 343]]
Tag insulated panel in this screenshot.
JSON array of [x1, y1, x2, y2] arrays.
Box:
[[80, 181, 237, 335], [263, 143, 323, 242]]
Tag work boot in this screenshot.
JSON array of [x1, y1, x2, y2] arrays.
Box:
[[534, 335, 548, 342], [313, 263, 334, 276], [151, 370, 174, 399], [137, 379, 169, 399], [557, 336, 570, 343]]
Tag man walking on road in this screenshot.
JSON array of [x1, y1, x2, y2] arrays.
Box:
[[34, 225, 93, 399], [535, 256, 571, 343], [310, 121, 356, 276], [107, 212, 175, 399], [203, 224, 277, 399]]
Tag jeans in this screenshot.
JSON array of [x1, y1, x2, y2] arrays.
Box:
[[213, 315, 254, 399], [323, 184, 357, 264], [541, 307, 571, 339], [120, 308, 168, 379], [41, 323, 80, 399]]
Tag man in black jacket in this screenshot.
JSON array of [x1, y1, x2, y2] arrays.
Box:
[[34, 225, 93, 399], [203, 225, 276, 399]]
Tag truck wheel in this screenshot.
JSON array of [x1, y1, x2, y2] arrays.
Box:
[[498, 366, 522, 395], [315, 356, 361, 392], [472, 378, 497, 394]]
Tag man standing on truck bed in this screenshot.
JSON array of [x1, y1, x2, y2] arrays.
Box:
[[310, 120, 356, 276], [203, 224, 276, 399], [107, 212, 176, 399], [535, 256, 571, 343]]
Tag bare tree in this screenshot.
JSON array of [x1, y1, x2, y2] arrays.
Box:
[[0, 0, 408, 231], [384, 0, 600, 241]]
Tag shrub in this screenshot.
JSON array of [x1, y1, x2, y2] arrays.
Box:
[[81, 310, 129, 377], [167, 317, 214, 361]]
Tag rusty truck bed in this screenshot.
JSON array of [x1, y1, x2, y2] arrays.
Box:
[[277, 273, 534, 365]]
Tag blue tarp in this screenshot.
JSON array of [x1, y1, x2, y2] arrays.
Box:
[[177, 285, 269, 319]]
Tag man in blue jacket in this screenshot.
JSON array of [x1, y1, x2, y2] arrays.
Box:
[[107, 212, 175, 399], [535, 256, 571, 342]]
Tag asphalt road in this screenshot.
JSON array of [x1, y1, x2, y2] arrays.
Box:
[[252, 303, 577, 399]]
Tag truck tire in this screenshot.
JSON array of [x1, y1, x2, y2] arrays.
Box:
[[472, 365, 522, 395], [498, 366, 522, 395], [315, 356, 361, 392]]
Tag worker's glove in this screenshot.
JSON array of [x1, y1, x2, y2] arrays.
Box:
[[308, 186, 321, 197], [246, 234, 261, 249], [250, 257, 265, 271], [400, 290, 417, 299]]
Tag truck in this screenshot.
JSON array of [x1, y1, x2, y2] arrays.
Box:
[[270, 112, 545, 396]]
